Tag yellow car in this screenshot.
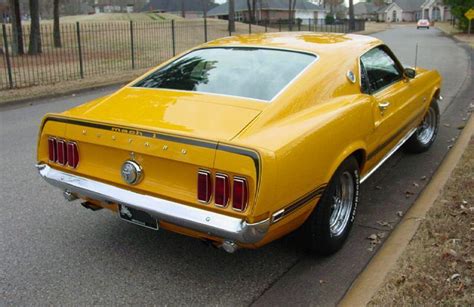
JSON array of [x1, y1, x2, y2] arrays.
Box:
[[36, 32, 441, 255]]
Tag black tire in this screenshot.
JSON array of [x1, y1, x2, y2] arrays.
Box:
[[405, 99, 440, 153], [417, 27, 420, 29], [302, 156, 360, 255], [427, 27, 430, 29]]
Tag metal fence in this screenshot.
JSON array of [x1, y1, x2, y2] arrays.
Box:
[[0, 18, 365, 90]]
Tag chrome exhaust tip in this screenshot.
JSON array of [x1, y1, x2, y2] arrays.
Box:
[[63, 190, 78, 201], [221, 240, 239, 253]]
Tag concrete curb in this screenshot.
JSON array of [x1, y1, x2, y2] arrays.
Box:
[[339, 113, 474, 307]]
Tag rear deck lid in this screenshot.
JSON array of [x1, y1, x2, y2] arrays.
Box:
[[62, 87, 263, 141]]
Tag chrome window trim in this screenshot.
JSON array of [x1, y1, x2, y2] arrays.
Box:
[[358, 44, 405, 95], [131, 46, 319, 103], [36, 164, 269, 244]]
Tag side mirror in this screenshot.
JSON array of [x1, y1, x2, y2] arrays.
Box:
[[404, 67, 416, 79]]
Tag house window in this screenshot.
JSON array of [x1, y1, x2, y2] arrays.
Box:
[[392, 10, 397, 22]]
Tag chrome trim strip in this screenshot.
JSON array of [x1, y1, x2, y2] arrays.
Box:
[[271, 184, 326, 224], [36, 164, 269, 244], [360, 127, 417, 184]]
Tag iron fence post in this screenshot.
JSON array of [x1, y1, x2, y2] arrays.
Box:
[[278, 19, 282, 32], [265, 20, 268, 32], [2, 23, 13, 89], [249, 21, 251, 34], [298, 21, 301, 31], [130, 21, 135, 69], [76, 22, 84, 79], [308, 18, 311, 31], [204, 17, 208, 42], [171, 20, 176, 56]]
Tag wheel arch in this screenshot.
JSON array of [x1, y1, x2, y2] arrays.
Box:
[[325, 142, 367, 185]]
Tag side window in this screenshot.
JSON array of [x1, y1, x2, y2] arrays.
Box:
[[360, 47, 402, 93]]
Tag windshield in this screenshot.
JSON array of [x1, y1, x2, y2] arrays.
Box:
[[133, 47, 316, 101]]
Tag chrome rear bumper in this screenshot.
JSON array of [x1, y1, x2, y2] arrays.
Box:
[[36, 164, 269, 244]]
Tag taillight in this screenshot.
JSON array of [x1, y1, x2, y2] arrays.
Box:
[[66, 142, 79, 168], [197, 170, 212, 203], [232, 177, 248, 212], [215, 173, 230, 207], [56, 140, 67, 165], [48, 137, 57, 162], [47, 137, 79, 168]]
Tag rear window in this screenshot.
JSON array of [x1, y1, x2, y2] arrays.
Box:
[[133, 47, 316, 101]]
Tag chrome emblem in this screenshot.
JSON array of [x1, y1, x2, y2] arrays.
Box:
[[121, 160, 142, 185]]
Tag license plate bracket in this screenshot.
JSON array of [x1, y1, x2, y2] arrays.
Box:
[[118, 204, 159, 230]]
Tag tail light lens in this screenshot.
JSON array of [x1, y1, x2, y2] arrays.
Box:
[[56, 140, 67, 165], [66, 142, 79, 168], [48, 137, 57, 162], [47, 137, 79, 168], [197, 171, 212, 203], [215, 174, 230, 207], [232, 177, 248, 212]]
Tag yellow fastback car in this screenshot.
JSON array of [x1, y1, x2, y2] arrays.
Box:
[[36, 32, 441, 255]]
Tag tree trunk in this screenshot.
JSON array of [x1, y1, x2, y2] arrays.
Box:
[[181, 0, 185, 18], [9, 0, 24, 55], [228, 0, 235, 32], [288, 0, 292, 30], [348, 0, 355, 31], [53, 0, 61, 48], [201, 0, 208, 18], [28, 0, 41, 54]]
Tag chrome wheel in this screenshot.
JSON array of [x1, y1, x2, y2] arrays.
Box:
[[417, 107, 437, 145], [329, 171, 354, 237]]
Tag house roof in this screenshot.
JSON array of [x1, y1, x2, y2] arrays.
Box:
[[353, 2, 377, 15], [391, 0, 425, 12], [145, 0, 218, 12], [207, 0, 325, 16]]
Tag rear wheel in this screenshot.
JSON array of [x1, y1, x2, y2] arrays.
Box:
[[405, 99, 439, 153], [302, 157, 359, 255]]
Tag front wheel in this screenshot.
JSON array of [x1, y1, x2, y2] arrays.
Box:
[[301, 157, 360, 255], [405, 99, 440, 153]]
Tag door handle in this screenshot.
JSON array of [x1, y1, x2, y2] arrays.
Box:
[[378, 101, 391, 111]]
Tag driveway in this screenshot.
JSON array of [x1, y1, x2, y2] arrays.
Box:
[[1, 25, 472, 305]]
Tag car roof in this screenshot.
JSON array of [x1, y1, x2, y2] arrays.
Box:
[[201, 32, 382, 58]]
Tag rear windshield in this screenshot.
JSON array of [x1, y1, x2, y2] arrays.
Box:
[[133, 47, 316, 101]]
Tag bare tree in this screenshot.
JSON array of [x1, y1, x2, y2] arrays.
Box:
[[288, 0, 297, 30], [228, 0, 235, 32], [348, 0, 355, 31], [9, 0, 24, 55], [28, 0, 41, 54], [181, 0, 185, 18], [246, 0, 256, 24], [53, 0, 61, 48], [201, 0, 208, 18]]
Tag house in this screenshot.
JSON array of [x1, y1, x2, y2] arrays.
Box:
[[420, 0, 451, 21], [207, 0, 326, 24], [144, 0, 218, 18], [353, 2, 378, 21], [379, 0, 425, 22]]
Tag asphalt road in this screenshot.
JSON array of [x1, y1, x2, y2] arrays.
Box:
[[1, 25, 472, 306]]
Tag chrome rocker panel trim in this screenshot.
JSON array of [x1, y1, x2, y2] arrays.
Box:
[[360, 127, 417, 183], [36, 164, 270, 244]]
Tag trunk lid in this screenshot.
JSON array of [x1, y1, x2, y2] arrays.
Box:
[[62, 87, 263, 141]]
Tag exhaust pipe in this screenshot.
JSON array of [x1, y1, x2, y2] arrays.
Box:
[[221, 240, 239, 253], [63, 190, 78, 201]]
